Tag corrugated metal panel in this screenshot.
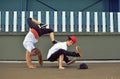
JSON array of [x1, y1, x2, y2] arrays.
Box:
[[0, 11, 120, 33]]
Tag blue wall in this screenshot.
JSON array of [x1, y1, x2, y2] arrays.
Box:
[[105, 0, 119, 12], [1, 0, 120, 11], [0, 0, 106, 11], [0, 11, 120, 33]]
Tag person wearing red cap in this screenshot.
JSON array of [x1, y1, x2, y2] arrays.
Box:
[[47, 36, 82, 69]]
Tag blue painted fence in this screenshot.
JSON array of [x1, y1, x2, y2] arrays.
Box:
[[0, 11, 120, 32]]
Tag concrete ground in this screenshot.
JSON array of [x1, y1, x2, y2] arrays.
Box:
[[0, 62, 120, 79]]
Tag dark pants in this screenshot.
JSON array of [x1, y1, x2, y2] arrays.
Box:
[[27, 18, 53, 36], [48, 49, 80, 63]]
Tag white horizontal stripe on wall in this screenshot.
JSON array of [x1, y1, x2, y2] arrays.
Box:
[[54, 11, 58, 32], [38, 11, 41, 22], [78, 12, 82, 32], [102, 12, 106, 32], [13, 11, 17, 32], [94, 12, 98, 32], [110, 12, 114, 32], [5, 11, 9, 32], [0, 11, 1, 31], [46, 11, 49, 28], [21, 11, 25, 32], [70, 11, 74, 32], [0, 11, 120, 33], [86, 12, 90, 32], [30, 11, 33, 18], [62, 11, 66, 32], [117, 12, 120, 32]]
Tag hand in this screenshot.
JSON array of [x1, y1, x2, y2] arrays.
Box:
[[76, 45, 83, 57]]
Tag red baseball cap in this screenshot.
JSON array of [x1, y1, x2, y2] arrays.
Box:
[[69, 36, 77, 44]]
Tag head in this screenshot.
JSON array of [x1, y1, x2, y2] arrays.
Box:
[[31, 48, 41, 56], [66, 36, 77, 47]]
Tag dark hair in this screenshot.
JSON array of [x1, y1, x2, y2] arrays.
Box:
[[67, 35, 77, 44]]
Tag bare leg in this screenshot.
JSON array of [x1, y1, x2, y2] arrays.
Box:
[[49, 32, 55, 41], [31, 18, 41, 25], [58, 54, 65, 69], [26, 50, 36, 68]]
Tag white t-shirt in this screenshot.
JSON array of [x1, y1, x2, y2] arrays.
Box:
[[23, 31, 38, 52], [23, 31, 38, 43], [47, 42, 67, 59]]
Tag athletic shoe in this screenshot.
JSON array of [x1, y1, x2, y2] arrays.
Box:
[[67, 59, 76, 65], [40, 23, 47, 28]]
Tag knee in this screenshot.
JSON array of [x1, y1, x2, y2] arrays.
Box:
[[57, 49, 66, 55]]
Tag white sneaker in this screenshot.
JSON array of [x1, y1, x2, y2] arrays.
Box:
[[40, 24, 47, 28], [67, 59, 76, 65]]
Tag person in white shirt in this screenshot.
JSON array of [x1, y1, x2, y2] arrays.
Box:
[[23, 18, 57, 68], [47, 36, 82, 69]]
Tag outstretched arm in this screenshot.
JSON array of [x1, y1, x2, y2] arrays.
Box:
[[58, 54, 65, 69], [26, 50, 36, 68]]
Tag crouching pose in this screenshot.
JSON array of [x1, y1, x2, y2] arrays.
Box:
[[23, 18, 57, 68], [47, 36, 82, 69]]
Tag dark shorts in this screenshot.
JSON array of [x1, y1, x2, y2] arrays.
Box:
[[48, 49, 64, 61], [27, 18, 53, 36], [48, 49, 80, 63]]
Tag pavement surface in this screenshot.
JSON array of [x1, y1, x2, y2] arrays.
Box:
[[0, 62, 120, 79]]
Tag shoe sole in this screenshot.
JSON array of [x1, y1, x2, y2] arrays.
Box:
[[41, 24, 47, 28], [67, 59, 76, 65]]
